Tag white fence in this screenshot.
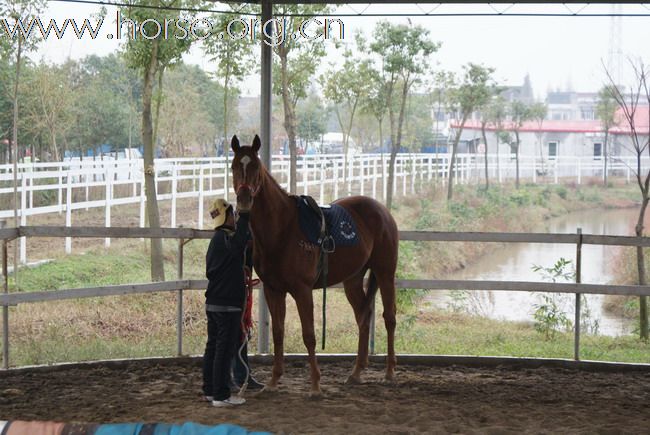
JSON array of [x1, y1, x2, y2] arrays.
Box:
[[0, 153, 647, 264]]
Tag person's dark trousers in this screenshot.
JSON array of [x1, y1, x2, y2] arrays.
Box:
[[232, 340, 250, 385], [202, 311, 241, 401]]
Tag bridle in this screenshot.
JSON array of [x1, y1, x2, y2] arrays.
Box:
[[235, 182, 260, 197]]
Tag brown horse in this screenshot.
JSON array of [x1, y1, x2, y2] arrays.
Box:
[[230, 135, 398, 396]]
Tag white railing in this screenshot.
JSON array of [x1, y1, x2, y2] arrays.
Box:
[[0, 153, 648, 264]]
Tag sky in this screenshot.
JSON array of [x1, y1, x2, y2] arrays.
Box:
[[26, 2, 650, 99]]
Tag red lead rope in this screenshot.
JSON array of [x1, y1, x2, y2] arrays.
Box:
[[244, 267, 260, 336]]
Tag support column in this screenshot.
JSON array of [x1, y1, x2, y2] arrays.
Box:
[[258, 0, 273, 354]]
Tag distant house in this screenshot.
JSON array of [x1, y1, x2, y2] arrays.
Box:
[[452, 106, 650, 160]]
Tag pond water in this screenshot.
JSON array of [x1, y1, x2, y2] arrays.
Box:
[[429, 207, 640, 336]]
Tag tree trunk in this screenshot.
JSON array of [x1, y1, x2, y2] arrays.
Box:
[[495, 132, 500, 184], [334, 108, 347, 186], [152, 67, 164, 150], [603, 129, 609, 188], [515, 131, 521, 189], [223, 70, 230, 196], [142, 39, 165, 282], [447, 115, 468, 200], [636, 193, 649, 340], [279, 50, 298, 193], [12, 37, 22, 286], [481, 121, 489, 190], [386, 80, 410, 209]]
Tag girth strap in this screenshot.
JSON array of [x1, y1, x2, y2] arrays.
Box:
[[301, 195, 334, 350]]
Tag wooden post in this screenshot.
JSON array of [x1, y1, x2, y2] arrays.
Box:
[[105, 167, 111, 248], [347, 156, 353, 197], [65, 172, 72, 254], [85, 171, 90, 210], [20, 175, 26, 264], [577, 157, 582, 185], [2, 240, 8, 369], [58, 168, 63, 214], [382, 156, 387, 202], [303, 159, 308, 195], [359, 156, 366, 195], [198, 165, 204, 230], [372, 157, 377, 199], [223, 159, 228, 200], [334, 161, 339, 199], [171, 166, 177, 228], [319, 162, 325, 204], [574, 227, 583, 361], [177, 234, 184, 356]]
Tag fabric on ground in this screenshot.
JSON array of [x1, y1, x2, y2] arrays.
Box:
[[0, 421, 270, 435]]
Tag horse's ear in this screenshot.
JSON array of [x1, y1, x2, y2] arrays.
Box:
[[252, 135, 261, 154], [231, 135, 240, 153]]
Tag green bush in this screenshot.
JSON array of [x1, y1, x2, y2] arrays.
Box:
[[555, 185, 568, 199]]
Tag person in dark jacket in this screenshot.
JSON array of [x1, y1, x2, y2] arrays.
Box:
[[231, 241, 265, 392], [202, 198, 250, 407]]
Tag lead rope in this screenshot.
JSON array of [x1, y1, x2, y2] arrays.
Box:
[[237, 249, 259, 397]]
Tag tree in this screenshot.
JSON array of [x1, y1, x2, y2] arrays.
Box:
[[122, 0, 197, 281], [596, 85, 618, 187], [509, 100, 532, 189], [445, 63, 496, 200], [478, 91, 506, 190], [273, 4, 330, 193], [605, 60, 650, 340], [529, 102, 548, 175], [158, 66, 216, 157], [203, 4, 255, 191], [296, 94, 327, 147], [321, 48, 375, 187], [1, 0, 45, 284], [369, 22, 439, 209], [22, 63, 74, 161]]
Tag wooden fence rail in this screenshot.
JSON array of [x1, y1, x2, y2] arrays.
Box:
[[2, 226, 650, 369]]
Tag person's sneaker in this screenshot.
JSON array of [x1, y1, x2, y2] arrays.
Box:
[[203, 395, 214, 402], [212, 396, 246, 407]]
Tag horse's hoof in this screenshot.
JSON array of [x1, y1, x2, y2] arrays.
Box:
[[345, 375, 362, 385], [308, 389, 323, 400], [261, 385, 279, 394], [382, 374, 396, 384]]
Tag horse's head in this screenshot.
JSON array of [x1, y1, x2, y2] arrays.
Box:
[[231, 134, 262, 211]]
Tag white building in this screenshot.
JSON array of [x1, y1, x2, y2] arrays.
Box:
[[454, 106, 650, 162]]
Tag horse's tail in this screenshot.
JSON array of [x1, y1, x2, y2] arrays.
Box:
[[361, 271, 379, 325]]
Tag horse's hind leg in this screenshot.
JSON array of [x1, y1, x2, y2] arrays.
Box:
[[343, 270, 371, 384], [375, 270, 397, 381]]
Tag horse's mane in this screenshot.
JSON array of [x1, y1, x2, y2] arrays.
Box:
[[260, 161, 293, 200]]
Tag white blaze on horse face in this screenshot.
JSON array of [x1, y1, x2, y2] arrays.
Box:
[[240, 155, 251, 179]]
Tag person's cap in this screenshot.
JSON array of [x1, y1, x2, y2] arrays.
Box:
[[209, 198, 232, 227]]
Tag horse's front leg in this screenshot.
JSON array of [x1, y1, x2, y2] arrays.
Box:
[[264, 286, 286, 391], [293, 288, 321, 397]]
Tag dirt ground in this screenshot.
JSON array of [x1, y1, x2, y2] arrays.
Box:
[[1, 358, 649, 434]]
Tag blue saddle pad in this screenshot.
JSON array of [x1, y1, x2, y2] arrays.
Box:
[[296, 197, 359, 248]]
